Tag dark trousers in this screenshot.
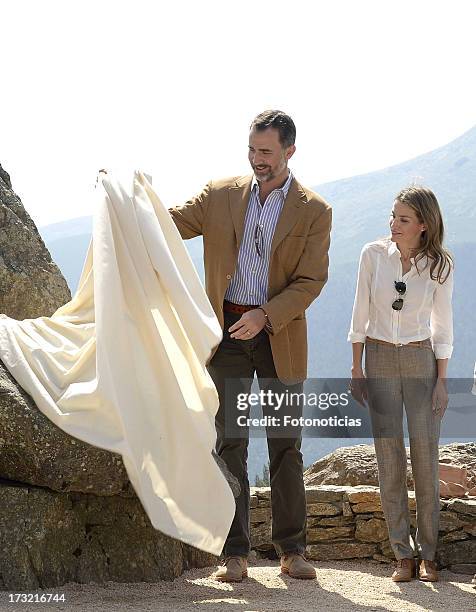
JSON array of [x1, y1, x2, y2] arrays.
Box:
[[207, 311, 307, 558]]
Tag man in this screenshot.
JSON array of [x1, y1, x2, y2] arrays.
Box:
[[169, 110, 332, 581]]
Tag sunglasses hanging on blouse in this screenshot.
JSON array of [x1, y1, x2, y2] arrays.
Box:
[[392, 281, 406, 311]]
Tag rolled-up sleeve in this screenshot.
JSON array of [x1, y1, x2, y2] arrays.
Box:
[[348, 246, 372, 343], [430, 264, 454, 359]]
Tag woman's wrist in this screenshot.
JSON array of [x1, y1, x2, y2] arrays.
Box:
[[436, 376, 448, 387], [436, 358, 448, 380]]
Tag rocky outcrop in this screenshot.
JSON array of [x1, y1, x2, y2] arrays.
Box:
[[0, 165, 239, 591], [0, 481, 216, 591], [0, 359, 239, 499], [304, 443, 476, 490], [0, 361, 134, 496], [250, 485, 476, 571], [0, 351, 239, 591], [304, 445, 382, 487], [0, 163, 71, 319]]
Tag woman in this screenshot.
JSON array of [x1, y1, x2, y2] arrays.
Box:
[[348, 186, 453, 583]]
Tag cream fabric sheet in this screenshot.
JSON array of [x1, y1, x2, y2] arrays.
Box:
[[0, 171, 235, 556]]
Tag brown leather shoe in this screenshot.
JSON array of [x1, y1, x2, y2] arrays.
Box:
[[419, 559, 438, 582], [214, 556, 248, 582], [391, 558, 416, 582], [280, 553, 316, 580]]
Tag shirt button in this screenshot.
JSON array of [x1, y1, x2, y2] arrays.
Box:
[[226, 274, 231, 280]]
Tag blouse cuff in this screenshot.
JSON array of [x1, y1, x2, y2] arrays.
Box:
[[433, 343, 453, 360], [348, 331, 366, 343]]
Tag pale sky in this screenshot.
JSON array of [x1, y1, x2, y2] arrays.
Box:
[[2, 0, 476, 227]]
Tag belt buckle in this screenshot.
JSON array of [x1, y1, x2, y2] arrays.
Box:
[[395, 342, 403, 347]]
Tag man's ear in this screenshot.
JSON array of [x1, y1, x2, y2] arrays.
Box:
[[286, 144, 296, 161]]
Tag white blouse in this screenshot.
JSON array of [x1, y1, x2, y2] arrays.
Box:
[[348, 239, 454, 359]]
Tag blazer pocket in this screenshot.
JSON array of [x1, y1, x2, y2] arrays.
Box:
[[278, 235, 307, 268], [286, 232, 308, 238]]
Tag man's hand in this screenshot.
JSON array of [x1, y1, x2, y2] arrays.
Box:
[[229, 309, 266, 340], [96, 169, 108, 184]]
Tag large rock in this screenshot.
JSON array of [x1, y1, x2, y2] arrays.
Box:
[[0, 361, 240, 498], [0, 164, 71, 319], [439, 444, 476, 490], [436, 539, 476, 567], [0, 164, 239, 591], [0, 361, 134, 496], [304, 443, 476, 489], [304, 445, 383, 487], [0, 481, 216, 591], [0, 165, 124, 497], [0, 162, 239, 497]]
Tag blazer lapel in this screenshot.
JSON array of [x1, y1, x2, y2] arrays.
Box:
[[228, 176, 252, 248], [270, 178, 308, 260], [227, 175, 307, 256]]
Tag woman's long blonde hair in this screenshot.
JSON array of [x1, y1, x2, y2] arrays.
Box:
[[395, 186, 453, 283]]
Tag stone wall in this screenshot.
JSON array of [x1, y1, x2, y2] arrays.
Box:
[[250, 485, 476, 571]]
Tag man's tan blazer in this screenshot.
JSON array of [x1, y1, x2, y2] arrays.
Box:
[[169, 175, 332, 384]]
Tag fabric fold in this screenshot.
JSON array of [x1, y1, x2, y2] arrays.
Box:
[[0, 170, 234, 555]]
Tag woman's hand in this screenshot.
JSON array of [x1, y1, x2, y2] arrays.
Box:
[[349, 366, 368, 408], [432, 377, 449, 417]]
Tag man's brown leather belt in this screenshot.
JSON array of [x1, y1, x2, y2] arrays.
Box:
[[366, 337, 432, 349], [223, 300, 259, 314]]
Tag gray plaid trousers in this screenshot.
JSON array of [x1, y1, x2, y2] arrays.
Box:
[[365, 339, 440, 560]]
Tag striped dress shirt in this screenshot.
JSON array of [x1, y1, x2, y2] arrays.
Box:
[[225, 172, 294, 306]]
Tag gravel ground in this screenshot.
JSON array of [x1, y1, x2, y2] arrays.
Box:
[[0, 560, 474, 612]]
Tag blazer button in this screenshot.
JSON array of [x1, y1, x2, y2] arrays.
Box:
[[226, 274, 232, 279]]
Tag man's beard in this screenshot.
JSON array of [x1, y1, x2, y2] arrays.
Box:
[[253, 157, 287, 182], [254, 166, 273, 182]]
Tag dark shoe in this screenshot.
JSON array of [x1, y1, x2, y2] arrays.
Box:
[[419, 559, 438, 582], [280, 553, 316, 580], [214, 556, 248, 582], [391, 558, 416, 582]]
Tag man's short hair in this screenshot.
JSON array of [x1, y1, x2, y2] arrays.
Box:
[[250, 110, 296, 148]]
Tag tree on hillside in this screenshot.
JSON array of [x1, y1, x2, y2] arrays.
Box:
[[255, 462, 270, 486]]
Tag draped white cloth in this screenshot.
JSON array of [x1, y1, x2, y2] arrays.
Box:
[[0, 171, 235, 556]]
